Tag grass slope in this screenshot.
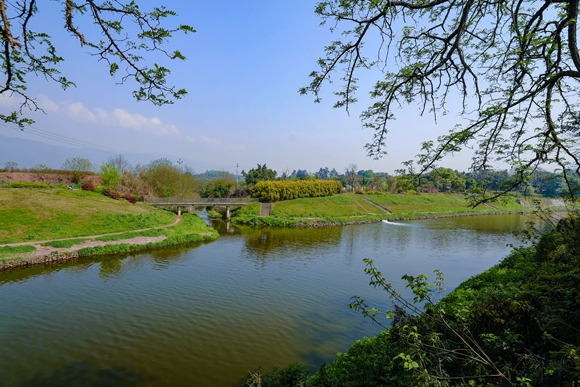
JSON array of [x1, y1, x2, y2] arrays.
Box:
[[0, 188, 175, 243], [232, 193, 528, 226]]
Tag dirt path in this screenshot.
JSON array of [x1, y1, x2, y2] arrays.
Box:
[[1, 216, 182, 248], [362, 198, 392, 214], [0, 216, 183, 269]]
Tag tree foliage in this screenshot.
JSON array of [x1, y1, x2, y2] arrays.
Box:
[[307, 214, 580, 386], [100, 163, 120, 189], [303, 0, 580, 201], [241, 164, 277, 187], [201, 174, 234, 198], [345, 163, 358, 192], [0, 0, 194, 126], [62, 156, 92, 183], [250, 180, 342, 202]]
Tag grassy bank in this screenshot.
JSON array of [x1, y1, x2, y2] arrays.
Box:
[[232, 192, 530, 226], [0, 188, 176, 243], [0, 188, 218, 267], [75, 213, 218, 257], [245, 217, 580, 386]]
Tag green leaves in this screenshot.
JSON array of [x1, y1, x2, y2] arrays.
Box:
[[305, 0, 580, 200], [0, 0, 195, 125]]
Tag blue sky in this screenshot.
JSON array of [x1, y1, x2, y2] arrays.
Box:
[[0, 0, 474, 175]]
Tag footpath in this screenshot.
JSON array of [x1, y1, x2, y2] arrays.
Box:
[[0, 216, 183, 271]]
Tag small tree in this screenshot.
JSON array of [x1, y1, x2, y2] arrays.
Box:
[[100, 163, 121, 189], [62, 157, 93, 184], [106, 155, 132, 174], [4, 161, 18, 172], [241, 164, 277, 187], [345, 163, 358, 192]]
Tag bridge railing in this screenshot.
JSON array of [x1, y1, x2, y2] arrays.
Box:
[[145, 197, 259, 205]]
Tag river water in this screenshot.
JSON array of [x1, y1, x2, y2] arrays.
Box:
[[0, 214, 546, 387]]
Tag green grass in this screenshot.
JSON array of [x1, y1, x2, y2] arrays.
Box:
[[271, 195, 380, 218], [95, 229, 164, 242], [364, 192, 525, 216], [231, 193, 529, 226], [0, 188, 176, 243], [77, 213, 218, 257], [0, 245, 36, 262], [40, 238, 91, 248]]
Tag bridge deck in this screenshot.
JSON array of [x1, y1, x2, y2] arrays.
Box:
[[146, 198, 259, 206]]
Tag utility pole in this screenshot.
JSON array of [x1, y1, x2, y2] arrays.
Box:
[[177, 159, 183, 199], [236, 163, 239, 190]]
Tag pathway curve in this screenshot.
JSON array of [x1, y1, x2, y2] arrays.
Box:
[[362, 198, 392, 214], [1, 216, 182, 248]]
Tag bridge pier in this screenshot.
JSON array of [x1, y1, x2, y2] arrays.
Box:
[[226, 206, 231, 221], [188, 205, 194, 214], [178, 206, 182, 216]]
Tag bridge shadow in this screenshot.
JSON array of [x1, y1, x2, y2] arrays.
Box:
[[4, 361, 154, 387]]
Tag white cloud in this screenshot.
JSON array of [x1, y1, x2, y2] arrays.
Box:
[[0, 93, 21, 108], [25, 94, 197, 144], [200, 136, 220, 145], [37, 95, 59, 113], [63, 101, 97, 122]]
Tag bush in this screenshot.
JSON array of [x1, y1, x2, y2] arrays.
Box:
[[9, 182, 51, 189], [82, 182, 94, 191], [250, 180, 343, 201], [124, 193, 137, 204], [102, 189, 121, 200]]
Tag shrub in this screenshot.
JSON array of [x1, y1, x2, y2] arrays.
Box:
[[82, 182, 94, 191], [124, 193, 137, 204], [102, 189, 121, 200], [9, 182, 51, 189], [250, 180, 343, 201]]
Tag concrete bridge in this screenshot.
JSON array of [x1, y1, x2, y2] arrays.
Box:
[[145, 197, 260, 219]]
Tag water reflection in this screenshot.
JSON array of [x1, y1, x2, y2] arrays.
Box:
[[5, 361, 153, 387], [0, 214, 556, 387]]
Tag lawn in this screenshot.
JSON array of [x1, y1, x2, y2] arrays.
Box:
[[0, 188, 176, 243]]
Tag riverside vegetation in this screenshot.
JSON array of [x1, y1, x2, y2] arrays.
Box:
[[0, 188, 217, 266], [229, 191, 535, 227], [241, 213, 580, 387]]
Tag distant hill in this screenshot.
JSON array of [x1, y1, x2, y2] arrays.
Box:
[[196, 170, 243, 181], [0, 135, 110, 169]]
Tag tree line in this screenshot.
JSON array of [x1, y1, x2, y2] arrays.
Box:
[[3, 159, 578, 200]]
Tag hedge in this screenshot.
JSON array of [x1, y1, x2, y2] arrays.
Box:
[[250, 180, 342, 201], [8, 182, 51, 189]]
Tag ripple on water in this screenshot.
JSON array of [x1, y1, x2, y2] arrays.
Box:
[[0, 215, 538, 387]]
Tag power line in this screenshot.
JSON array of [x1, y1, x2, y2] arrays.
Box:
[[0, 121, 178, 162], [0, 121, 239, 173]]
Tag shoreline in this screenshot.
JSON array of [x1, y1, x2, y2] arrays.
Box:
[[0, 234, 217, 272], [237, 208, 561, 228], [1, 209, 561, 272]]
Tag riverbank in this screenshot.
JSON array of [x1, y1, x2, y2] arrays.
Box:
[[0, 213, 218, 271], [0, 188, 218, 270], [246, 216, 580, 386], [230, 192, 557, 227]]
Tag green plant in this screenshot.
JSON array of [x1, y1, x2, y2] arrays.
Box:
[[9, 182, 51, 189], [41, 238, 91, 248], [100, 163, 121, 189], [241, 363, 309, 387]]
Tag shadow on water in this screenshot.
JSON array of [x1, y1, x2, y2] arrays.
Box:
[[241, 227, 343, 257], [0, 240, 208, 284], [1, 361, 154, 387]]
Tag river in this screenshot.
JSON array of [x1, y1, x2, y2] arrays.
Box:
[[0, 214, 547, 387]]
